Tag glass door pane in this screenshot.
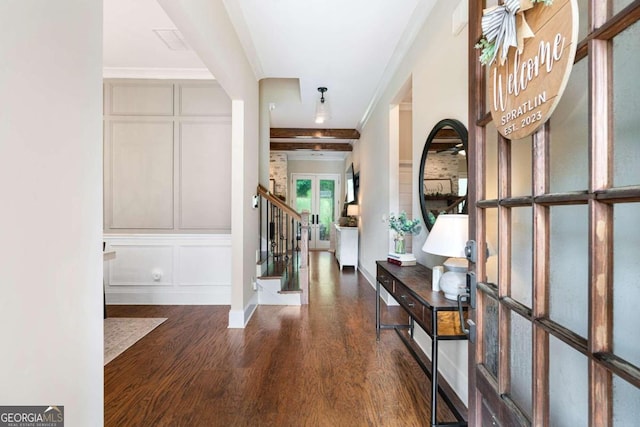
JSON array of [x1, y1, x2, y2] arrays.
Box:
[[294, 176, 316, 248], [613, 22, 640, 188], [510, 311, 532, 418], [613, 375, 640, 425], [511, 207, 532, 307], [482, 295, 499, 378], [318, 179, 336, 247], [295, 178, 312, 213], [613, 203, 640, 367], [293, 174, 339, 250], [549, 205, 589, 337], [549, 335, 588, 427], [550, 58, 588, 193]]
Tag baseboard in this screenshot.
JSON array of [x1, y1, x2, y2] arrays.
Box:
[[228, 294, 258, 328], [107, 288, 230, 305], [360, 264, 399, 306]]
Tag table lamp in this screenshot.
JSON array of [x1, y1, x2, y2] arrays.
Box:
[[422, 214, 468, 300], [346, 204, 359, 226]]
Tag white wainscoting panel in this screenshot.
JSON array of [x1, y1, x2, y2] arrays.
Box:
[[109, 245, 174, 286], [109, 83, 174, 116], [179, 83, 231, 116], [110, 121, 175, 229], [178, 244, 231, 286], [179, 121, 232, 229], [104, 234, 231, 305]]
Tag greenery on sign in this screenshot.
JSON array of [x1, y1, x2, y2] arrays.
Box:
[[475, 37, 498, 66], [388, 212, 422, 237]]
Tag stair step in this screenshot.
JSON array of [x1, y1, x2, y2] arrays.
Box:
[[257, 276, 301, 306], [278, 289, 302, 294]]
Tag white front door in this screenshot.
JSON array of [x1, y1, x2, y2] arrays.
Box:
[[292, 174, 340, 250]]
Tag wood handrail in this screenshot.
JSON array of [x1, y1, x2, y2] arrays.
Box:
[[444, 196, 467, 213], [257, 184, 301, 220]]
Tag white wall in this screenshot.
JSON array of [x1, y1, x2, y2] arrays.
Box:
[[399, 108, 414, 251], [159, 0, 260, 327], [288, 158, 345, 176], [356, 0, 469, 404], [0, 1, 103, 423]]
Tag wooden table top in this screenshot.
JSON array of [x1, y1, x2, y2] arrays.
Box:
[[377, 260, 463, 310]]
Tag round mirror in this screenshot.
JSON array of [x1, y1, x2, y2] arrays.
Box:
[[418, 118, 468, 231]]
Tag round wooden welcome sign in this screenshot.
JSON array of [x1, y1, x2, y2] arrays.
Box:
[[487, 0, 578, 140]]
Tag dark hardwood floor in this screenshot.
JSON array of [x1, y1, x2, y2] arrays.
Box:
[[104, 252, 458, 426]]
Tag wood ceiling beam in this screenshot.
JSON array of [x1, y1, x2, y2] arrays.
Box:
[[270, 142, 353, 152], [433, 128, 462, 139], [270, 128, 361, 139]]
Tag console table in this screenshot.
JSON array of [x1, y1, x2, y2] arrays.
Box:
[[334, 225, 358, 270], [376, 261, 468, 427]]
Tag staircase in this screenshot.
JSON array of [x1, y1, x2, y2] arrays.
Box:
[[256, 184, 309, 305]]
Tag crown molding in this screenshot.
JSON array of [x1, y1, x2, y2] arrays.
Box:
[[103, 67, 214, 80]]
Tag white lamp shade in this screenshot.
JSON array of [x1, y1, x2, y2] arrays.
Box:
[[347, 204, 359, 216], [315, 98, 331, 124], [422, 214, 468, 258]]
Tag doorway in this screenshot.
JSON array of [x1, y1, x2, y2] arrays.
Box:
[[292, 173, 340, 250]]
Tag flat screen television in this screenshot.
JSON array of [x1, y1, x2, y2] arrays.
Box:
[[345, 163, 356, 204]]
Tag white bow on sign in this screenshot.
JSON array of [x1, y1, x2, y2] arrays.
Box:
[[481, 0, 536, 65]]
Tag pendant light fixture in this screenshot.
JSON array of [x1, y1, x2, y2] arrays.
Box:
[[315, 87, 331, 124]]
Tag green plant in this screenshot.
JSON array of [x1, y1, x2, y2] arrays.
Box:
[[388, 212, 422, 237]]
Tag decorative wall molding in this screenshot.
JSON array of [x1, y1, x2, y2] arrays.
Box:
[[103, 79, 232, 233], [108, 120, 175, 229], [104, 234, 231, 305]]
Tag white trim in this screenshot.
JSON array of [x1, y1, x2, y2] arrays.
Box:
[[108, 289, 231, 305], [103, 67, 214, 80], [399, 102, 413, 112], [360, 264, 399, 307], [104, 233, 230, 242], [228, 293, 258, 328]]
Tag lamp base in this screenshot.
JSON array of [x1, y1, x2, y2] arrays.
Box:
[[439, 271, 466, 300]]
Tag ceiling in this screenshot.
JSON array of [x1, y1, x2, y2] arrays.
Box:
[[103, 0, 437, 152]]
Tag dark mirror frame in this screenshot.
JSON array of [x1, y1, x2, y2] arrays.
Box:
[[418, 118, 469, 231]]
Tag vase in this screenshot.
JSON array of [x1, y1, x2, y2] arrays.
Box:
[[394, 236, 406, 254]]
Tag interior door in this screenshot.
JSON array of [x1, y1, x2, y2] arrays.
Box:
[[292, 174, 339, 250], [467, 1, 640, 426]]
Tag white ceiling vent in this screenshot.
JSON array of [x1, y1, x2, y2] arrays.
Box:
[[153, 29, 190, 51]]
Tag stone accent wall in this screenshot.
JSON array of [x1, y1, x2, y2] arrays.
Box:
[[423, 152, 462, 195], [269, 153, 288, 200]]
